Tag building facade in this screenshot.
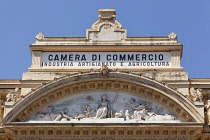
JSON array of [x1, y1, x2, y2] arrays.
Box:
[[0, 9, 210, 140]]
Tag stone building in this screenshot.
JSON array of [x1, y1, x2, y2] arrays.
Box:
[[0, 9, 210, 140]]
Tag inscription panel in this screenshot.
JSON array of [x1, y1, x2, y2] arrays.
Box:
[[41, 52, 171, 69]]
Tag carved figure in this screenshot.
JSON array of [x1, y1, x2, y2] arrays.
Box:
[[0, 99, 4, 110], [125, 110, 131, 120], [0, 99, 4, 124], [47, 106, 72, 121], [6, 87, 19, 102], [47, 106, 55, 119], [132, 110, 138, 119], [205, 100, 210, 125], [88, 95, 118, 119], [75, 114, 86, 119], [38, 112, 45, 119], [54, 108, 72, 121], [129, 98, 145, 111], [132, 108, 147, 120], [74, 106, 92, 119], [84, 105, 91, 118], [190, 87, 203, 102], [114, 109, 123, 118], [196, 88, 203, 101], [146, 113, 175, 121]]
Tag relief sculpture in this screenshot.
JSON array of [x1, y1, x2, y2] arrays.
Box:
[[190, 87, 203, 102], [87, 94, 118, 119], [0, 99, 4, 125], [6, 87, 20, 103], [30, 92, 180, 123], [205, 100, 210, 125]]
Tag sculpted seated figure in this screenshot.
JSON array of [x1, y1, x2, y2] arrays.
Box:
[[54, 108, 72, 121], [47, 106, 72, 121], [88, 95, 117, 119]]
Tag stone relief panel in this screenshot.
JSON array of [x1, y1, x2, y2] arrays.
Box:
[[189, 87, 203, 103], [29, 92, 180, 123], [6, 87, 20, 104]]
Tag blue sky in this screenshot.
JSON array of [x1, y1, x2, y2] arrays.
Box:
[[0, 0, 210, 79]]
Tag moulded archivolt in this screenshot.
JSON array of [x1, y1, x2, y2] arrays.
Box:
[[4, 73, 201, 123]]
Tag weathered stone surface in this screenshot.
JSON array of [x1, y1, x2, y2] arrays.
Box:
[[0, 9, 209, 140]]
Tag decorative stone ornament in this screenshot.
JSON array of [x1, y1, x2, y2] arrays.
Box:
[[0, 99, 4, 110], [87, 9, 127, 41], [35, 32, 44, 40], [168, 32, 177, 40], [98, 9, 116, 20], [189, 87, 203, 102], [29, 92, 178, 123], [100, 64, 110, 78], [92, 9, 122, 30], [205, 100, 210, 125], [6, 87, 20, 103], [0, 99, 4, 125]]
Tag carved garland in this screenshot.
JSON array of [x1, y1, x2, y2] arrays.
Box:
[[14, 80, 194, 122]]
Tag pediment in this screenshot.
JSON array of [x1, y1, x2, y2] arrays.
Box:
[[29, 91, 180, 123], [3, 72, 203, 124]]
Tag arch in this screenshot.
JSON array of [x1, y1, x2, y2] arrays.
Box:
[[3, 72, 203, 124]]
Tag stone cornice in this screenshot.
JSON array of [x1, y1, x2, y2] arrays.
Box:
[[4, 123, 203, 140], [30, 44, 182, 52], [6, 122, 204, 127]]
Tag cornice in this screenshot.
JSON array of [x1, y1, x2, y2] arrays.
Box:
[[4, 123, 203, 140]]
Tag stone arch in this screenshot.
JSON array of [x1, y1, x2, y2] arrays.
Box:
[[3, 72, 203, 124]]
